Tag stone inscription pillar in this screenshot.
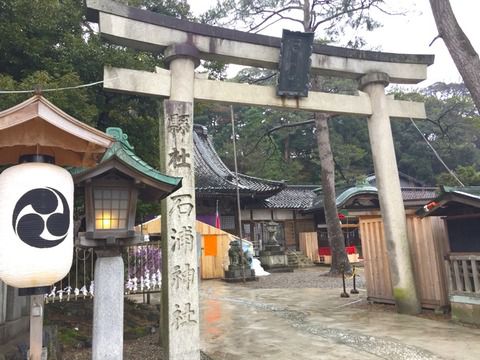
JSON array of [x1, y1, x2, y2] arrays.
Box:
[[160, 44, 200, 360], [359, 72, 421, 314]]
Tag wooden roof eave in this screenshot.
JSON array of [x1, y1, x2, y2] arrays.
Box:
[[0, 95, 113, 151], [418, 192, 480, 217]]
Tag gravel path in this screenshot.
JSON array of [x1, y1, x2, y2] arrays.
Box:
[[243, 266, 365, 290]]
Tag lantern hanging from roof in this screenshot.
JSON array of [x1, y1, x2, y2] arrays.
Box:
[[0, 156, 74, 288], [0, 95, 113, 292]]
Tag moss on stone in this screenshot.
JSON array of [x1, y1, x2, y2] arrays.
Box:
[[393, 288, 407, 300], [393, 287, 421, 314], [452, 303, 480, 326]]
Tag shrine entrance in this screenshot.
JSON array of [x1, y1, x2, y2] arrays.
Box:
[[86, 1, 434, 359]]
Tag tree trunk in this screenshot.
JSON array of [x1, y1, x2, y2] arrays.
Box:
[[284, 135, 290, 162], [315, 113, 351, 275], [305, 9, 350, 276], [429, 0, 480, 112]]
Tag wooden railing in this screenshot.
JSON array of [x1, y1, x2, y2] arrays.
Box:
[[445, 254, 480, 296]]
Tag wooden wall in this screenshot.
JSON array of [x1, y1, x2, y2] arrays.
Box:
[[137, 217, 234, 280], [196, 221, 231, 280], [359, 215, 449, 309], [360, 217, 393, 302], [285, 219, 316, 249], [299, 232, 319, 262]]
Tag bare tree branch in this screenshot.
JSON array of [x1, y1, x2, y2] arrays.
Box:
[[429, 34, 442, 47], [245, 119, 315, 156], [247, 6, 303, 32], [248, 72, 277, 84], [312, 2, 375, 32]]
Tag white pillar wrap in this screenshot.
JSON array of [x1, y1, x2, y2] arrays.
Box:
[[160, 48, 200, 360], [0, 163, 73, 288], [360, 72, 421, 314]]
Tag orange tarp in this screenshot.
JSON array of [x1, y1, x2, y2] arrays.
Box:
[[203, 235, 218, 256]]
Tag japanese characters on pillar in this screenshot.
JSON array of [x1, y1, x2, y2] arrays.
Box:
[[162, 100, 199, 359]]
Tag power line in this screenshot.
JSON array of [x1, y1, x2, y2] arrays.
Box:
[[0, 78, 118, 94], [409, 117, 464, 187]]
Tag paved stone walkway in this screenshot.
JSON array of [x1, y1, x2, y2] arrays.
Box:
[[200, 276, 480, 360]]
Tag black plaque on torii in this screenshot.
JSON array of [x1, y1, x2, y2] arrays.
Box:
[[277, 30, 314, 98]]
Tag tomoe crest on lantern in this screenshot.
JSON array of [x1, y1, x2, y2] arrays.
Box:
[[12, 187, 70, 249], [0, 163, 74, 288]]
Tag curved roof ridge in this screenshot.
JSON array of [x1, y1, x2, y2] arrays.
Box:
[[193, 125, 236, 179], [194, 125, 233, 176], [237, 172, 285, 186], [193, 125, 284, 196]]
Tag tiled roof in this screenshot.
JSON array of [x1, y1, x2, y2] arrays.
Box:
[[260, 185, 319, 209], [194, 125, 285, 197], [418, 186, 480, 217], [442, 186, 480, 198], [102, 127, 181, 187], [400, 187, 438, 201], [306, 185, 438, 212], [71, 128, 182, 190], [366, 172, 428, 187], [307, 185, 377, 212]]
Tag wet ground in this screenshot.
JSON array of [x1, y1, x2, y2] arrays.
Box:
[[200, 268, 480, 360]]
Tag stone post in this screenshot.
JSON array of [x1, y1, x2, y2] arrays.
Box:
[[0, 281, 6, 325], [29, 295, 44, 360], [92, 250, 124, 360], [160, 44, 200, 360], [359, 72, 421, 314]]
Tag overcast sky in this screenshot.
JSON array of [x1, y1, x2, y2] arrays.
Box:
[[187, 0, 479, 88]]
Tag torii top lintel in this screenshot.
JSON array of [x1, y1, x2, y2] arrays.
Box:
[[86, 0, 434, 84]]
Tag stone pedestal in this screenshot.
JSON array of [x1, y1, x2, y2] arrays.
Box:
[[451, 298, 480, 326], [92, 253, 124, 360], [224, 266, 256, 283], [259, 246, 292, 273]]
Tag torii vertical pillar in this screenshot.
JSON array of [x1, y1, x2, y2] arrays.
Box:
[[160, 44, 201, 360], [359, 72, 421, 314]]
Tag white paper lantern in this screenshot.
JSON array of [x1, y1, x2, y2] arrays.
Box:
[[0, 162, 74, 288]]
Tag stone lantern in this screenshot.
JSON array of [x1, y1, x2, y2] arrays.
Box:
[[266, 220, 280, 247], [259, 220, 291, 272]]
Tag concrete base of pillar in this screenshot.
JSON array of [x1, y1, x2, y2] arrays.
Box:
[[92, 255, 124, 360], [224, 266, 256, 283], [451, 298, 480, 326], [259, 250, 292, 272]]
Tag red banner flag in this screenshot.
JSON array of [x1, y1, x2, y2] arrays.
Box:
[[215, 200, 221, 229]]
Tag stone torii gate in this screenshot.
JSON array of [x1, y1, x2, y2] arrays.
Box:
[[86, 1, 434, 359]]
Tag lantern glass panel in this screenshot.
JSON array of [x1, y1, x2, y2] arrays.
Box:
[[93, 187, 130, 230]]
